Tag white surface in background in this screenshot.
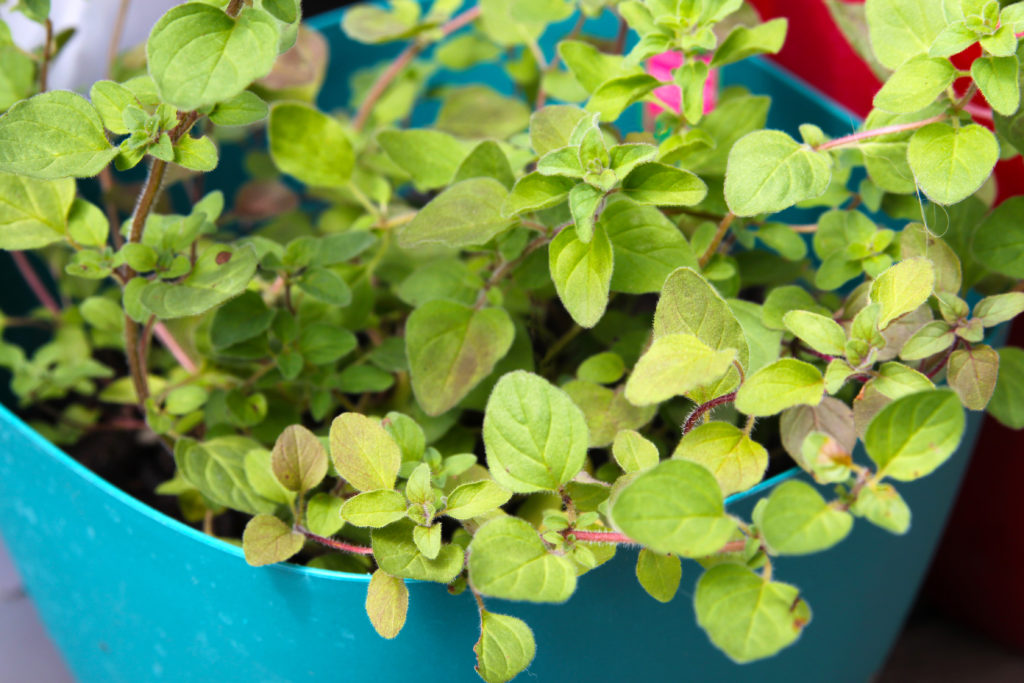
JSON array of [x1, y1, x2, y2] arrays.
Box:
[[0, 535, 75, 683], [1, 0, 178, 91]]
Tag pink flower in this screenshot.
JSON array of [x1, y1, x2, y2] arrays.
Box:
[[646, 52, 719, 116]]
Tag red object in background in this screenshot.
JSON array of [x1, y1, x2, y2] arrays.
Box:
[[749, 0, 1024, 203], [748, 0, 1024, 651]]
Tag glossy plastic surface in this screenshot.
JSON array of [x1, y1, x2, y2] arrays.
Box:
[[0, 7, 992, 682]]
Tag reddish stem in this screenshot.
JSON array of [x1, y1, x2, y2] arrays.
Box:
[[925, 340, 960, 380], [296, 525, 374, 555], [816, 113, 947, 152], [352, 7, 482, 132], [153, 322, 199, 374], [683, 392, 738, 435], [11, 251, 60, 316]]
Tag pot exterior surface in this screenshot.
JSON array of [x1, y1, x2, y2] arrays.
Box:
[[0, 6, 990, 683]]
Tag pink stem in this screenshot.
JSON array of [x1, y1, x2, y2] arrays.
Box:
[[352, 6, 481, 131], [296, 525, 375, 555], [11, 251, 61, 316], [683, 392, 738, 435], [816, 114, 947, 151], [153, 322, 199, 374]]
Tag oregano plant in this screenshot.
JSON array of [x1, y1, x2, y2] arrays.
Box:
[[2, 0, 1024, 680]]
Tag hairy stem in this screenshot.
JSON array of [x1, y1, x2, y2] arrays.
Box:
[[352, 6, 482, 131], [295, 525, 375, 555], [816, 114, 947, 152], [698, 212, 736, 268], [683, 391, 738, 435], [225, 0, 246, 17]]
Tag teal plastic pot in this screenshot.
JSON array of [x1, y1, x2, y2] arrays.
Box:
[[0, 7, 996, 682]]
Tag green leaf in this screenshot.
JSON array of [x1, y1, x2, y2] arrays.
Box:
[[399, 178, 512, 248], [66, 199, 109, 248], [653, 267, 749, 402], [735, 359, 824, 417], [558, 40, 631, 93], [851, 482, 911, 534], [569, 182, 603, 243], [454, 140, 515, 188], [437, 85, 530, 139], [529, 104, 588, 156], [304, 493, 344, 537], [907, 122, 999, 205], [371, 519, 464, 583], [899, 321, 955, 360], [611, 460, 736, 557], [625, 334, 737, 406], [757, 222, 807, 261], [140, 244, 257, 319], [974, 292, 1024, 327], [270, 424, 327, 493], [761, 286, 829, 330], [729, 299, 783, 375], [586, 73, 662, 122], [947, 344, 999, 410], [341, 489, 408, 527], [672, 422, 768, 497], [329, 413, 401, 492], [0, 173, 74, 249], [899, 222, 961, 294], [377, 129, 468, 191], [172, 134, 218, 172], [0, 91, 117, 178], [711, 18, 788, 67], [549, 221, 614, 327], [865, 0, 950, 70], [263, 0, 300, 24], [445, 480, 513, 519], [563, 379, 657, 448], [474, 611, 536, 683], [971, 196, 1024, 278], [868, 257, 935, 329], [176, 436, 275, 515], [621, 163, 707, 207], [989, 347, 1024, 429], [612, 429, 659, 473], [482, 371, 588, 493], [209, 90, 269, 126], [636, 549, 682, 603], [724, 130, 832, 217], [577, 351, 625, 384], [468, 516, 577, 602], [865, 390, 965, 481], [88, 80, 136, 135], [782, 310, 847, 357], [242, 514, 304, 566], [147, 4, 279, 110], [406, 300, 515, 416], [342, 0, 420, 43], [244, 449, 296, 507], [502, 172, 574, 216], [971, 56, 1020, 117], [695, 563, 811, 663], [268, 102, 353, 188], [366, 570, 408, 639], [758, 480, 853, 555], [873, 56, 957, 114], [210, 290, 274, 349]]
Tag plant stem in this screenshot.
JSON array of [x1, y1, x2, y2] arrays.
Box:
[[683, 391, 738, 435], [815, 113, 947, 152], [225, 0, 246, 17], [295, 525, 375, 555], [10, 252, 60, 316], [925, 340, 960, 379], [564, 529, 748, 556], [613, 17, 628, 54], [154, 322, 199, 374], [107, 0, 131, 78], [540, 324, 583, 366], [352, 6, 482, 132], [698, 212, 735, 268], [39, 19, 53, 92]]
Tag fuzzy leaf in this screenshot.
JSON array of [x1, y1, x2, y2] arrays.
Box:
[[341, 489, 408, 527], [483, 371, 588, 493], [625, 334, 737, 406], [406, 300, 515, 416], [400, 178, 513, 248], [636, 549, 682, 603], [140, 244, 257, 319], [724, 130, 832, 216], [621, 163, 708, 206], [611, 460, 736, 557], [612, 429, 660, 473], [366, 570, 408, 639], [673, 422, 768, 497], [758, 480, 853, 555], [907, 123, 999, 205], [469, 516, 577, 602], [947, 344, 999, 410], [865, 390, 965, 481], [445, 481, 513, 519], [268, 102, 353, 188], [0, 173, 74, 249], [271, 424, 328, 493], [735, 359, 825, 417], [371, 519, 464, 583], [549, 221, 614, 327], [474, 612, 536, 683], [870, 258, 935, 329], [242, 514, 304, 566], [329, 413, 401, 492]]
